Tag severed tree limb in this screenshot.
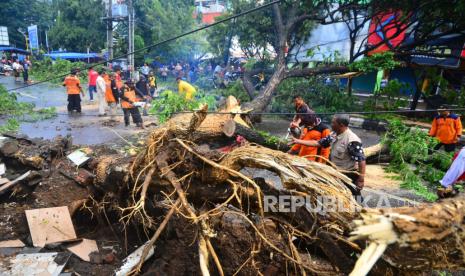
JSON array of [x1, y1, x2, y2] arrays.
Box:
[[129, 198, 181, 275]]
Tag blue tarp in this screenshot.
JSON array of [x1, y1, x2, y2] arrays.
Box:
[[0, 46, 31, 55], [44, 52, 101, 61]]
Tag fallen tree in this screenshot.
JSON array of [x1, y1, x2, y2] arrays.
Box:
[[84, 106, 465, 275]]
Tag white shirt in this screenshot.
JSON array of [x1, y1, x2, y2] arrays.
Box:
[[12, 62, 21, 70], [440, 147, 465, 188], [96, 75, 106, 94]]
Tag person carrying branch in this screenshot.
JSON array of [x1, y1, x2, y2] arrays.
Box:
[[120, 79, 144, 129], [290, 114, 366, 197], [63, 69, 84, 114], [176, 77, 196, 101]]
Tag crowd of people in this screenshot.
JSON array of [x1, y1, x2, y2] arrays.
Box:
[[1, 54, 32, 84], [149, 60, 245, 87]]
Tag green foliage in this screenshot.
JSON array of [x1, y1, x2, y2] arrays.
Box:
[[382, 120, 454, 201], [219, 80, 250, 103], [0, 84, 57, 132], [30, 57, 103, 84], [270, 78, 358, 115], [349, 52, 400, 73], [256, 130, 284, 146], [149, 90, 217, 123], [134, 0, 209, 63], [0, 119, 20, 133]]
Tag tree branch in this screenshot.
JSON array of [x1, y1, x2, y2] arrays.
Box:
[[284, 66, 349, 79]]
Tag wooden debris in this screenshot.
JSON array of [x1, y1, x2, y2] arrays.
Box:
[[66, 239, 99, 262], [25, 206, 77, 247], [0, 239, 25, 248]]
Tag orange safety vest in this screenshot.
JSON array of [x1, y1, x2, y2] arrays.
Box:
[[63, 75, 81, 95], [104, 77, 115, 103], [429, 114, 463, 144], [290, 123, 331, 163], [121, 86, 136, 109]]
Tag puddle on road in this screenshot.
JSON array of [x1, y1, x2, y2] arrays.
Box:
[[1, 76, 155, 145]]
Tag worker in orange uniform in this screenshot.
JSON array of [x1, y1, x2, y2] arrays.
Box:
[[105, 73, 119, 119], [120, 79, 144, 128], [288, 117, 331, 163], [429, 107, 462, 152], [63, 69, 84, 113]]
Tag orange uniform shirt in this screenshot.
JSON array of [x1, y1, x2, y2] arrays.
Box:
[[291, 123, 331, 163], [63, 75, 81, 95], [429, 114, 463, 144], [104, 75, 115, 103], [121, 86, 136, 109]]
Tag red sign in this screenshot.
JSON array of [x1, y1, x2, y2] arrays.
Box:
[[367, 11, 408, 55]]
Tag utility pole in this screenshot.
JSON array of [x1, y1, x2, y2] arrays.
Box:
[[128, 0, 135, 79], [106, 0, 113, 64]]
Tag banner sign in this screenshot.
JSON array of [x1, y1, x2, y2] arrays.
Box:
[[28, 25, 39, 50], [0, 26, 9, 46]]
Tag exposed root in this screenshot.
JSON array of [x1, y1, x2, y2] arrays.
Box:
[[129, 198, 181, 275]]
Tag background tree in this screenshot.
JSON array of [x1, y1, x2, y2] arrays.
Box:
[[134, 0, 209, 64], [48, 0, 106, 52], [0, 0, 53, 49]]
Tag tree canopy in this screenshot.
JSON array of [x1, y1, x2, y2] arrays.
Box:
[[48, 0, 106, 52], [133, 0, 209, 63]]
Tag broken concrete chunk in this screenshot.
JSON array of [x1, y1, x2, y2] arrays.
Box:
[[25, 206, 77, 247], [0, 252, 71, 276], [67, 150, 90, 167], [66, 239, 98, 262]]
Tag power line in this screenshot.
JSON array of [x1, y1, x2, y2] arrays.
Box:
[[46, 108, 465, 117], [6, 0, 282, 93]]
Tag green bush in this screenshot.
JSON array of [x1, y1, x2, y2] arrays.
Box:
[[219, 80, 250, 103], [30, 57, 103, 84]]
